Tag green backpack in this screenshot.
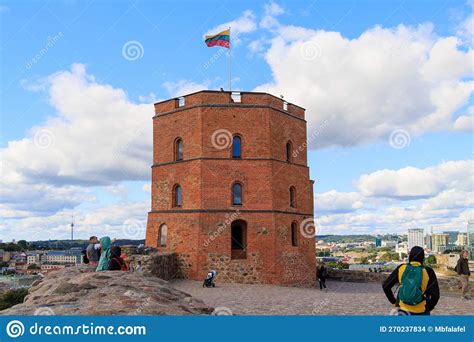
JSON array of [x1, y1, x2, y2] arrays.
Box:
[[398, 264, 424, 305]]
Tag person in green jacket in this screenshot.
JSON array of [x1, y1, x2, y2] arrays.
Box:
[[95, 236, 112, 272]]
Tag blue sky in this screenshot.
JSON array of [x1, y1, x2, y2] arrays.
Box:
[[0, 0, 473, 241]]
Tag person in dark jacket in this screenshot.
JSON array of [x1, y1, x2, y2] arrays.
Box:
[[317, 263, 328, 292], [382, 246, 439, 315], [455, 250, 471, 299], [108, 246, 127, 271]]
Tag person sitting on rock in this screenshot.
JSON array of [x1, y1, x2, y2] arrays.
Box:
[[95, 236, 112, 272], [108, 246, 128, 271]]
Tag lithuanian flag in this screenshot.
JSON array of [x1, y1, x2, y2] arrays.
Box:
[[205, 29, 230, 48]]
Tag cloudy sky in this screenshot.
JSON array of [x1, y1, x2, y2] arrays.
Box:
[[0, 0, 472, 241]]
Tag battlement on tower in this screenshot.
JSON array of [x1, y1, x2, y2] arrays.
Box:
[[153, 90, 306, 119]]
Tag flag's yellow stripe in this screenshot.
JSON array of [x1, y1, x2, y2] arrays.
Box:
[[205, 29, 230, 40]]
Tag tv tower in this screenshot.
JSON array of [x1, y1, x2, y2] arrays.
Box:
[[70, 215, 74, 241]]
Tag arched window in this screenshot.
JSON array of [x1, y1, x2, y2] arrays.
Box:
[[232, 135, 241, 158], [291, 222, 298, 246], [232, 182, 242, 205], [286, 141, 293, 162], [231, 220, 247, 259], [159, 224, 168, 247], [174, 138, 183, 161], [289, 186, 296, 208], [173, 184, 182, 207]]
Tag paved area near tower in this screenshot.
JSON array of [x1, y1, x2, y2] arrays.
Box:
[[171, 279, 474, 315]]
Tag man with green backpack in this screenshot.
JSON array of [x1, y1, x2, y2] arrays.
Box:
[[382, 246, 440, 315]]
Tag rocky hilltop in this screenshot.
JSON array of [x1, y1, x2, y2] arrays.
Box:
[[0, 266, 213, 315]]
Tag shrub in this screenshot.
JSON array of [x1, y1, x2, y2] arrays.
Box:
[[0, 288, 28, 311]]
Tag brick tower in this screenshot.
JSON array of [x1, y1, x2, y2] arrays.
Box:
[[145, 91, 315, 285]]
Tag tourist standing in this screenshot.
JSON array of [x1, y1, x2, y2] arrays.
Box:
[[317, 263, 328, 292], [455, 250, 471, 300], [86, 236, 100, 267], [382, 246, 439, 315]]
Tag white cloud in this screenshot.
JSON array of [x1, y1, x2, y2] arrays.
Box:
[[2, 64, 152, 187], [205, 10, 257, 46], [0, 64, 153, 237], [315, 190, 363, 213], [356, 160, 473, 199], [162, 79, 209, 97], [254, 22, 474, 148], [260, 2, 284, 29], [315, 160, 474, 235], [453, 106, 474, 132], [138, 92, 159, 103], [1, 201, 148, 241], [1, 182, 94, 215], [456, 4, 473, 47]]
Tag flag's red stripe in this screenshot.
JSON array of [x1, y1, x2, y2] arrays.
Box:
[[205, 40, 230, 48]]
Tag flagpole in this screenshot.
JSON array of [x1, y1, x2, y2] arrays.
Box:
[[229, 26, 231, 92]]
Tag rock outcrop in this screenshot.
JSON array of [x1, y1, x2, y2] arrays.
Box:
[[0, 267, 213, 315]]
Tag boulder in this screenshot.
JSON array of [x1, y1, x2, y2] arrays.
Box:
[[0, 266, 212, 315]]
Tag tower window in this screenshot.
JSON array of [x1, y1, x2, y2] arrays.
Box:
[[283, 101, 288, 111], [177, 97, 185, 107], [159, 224, 168, 247], [175, 138, 183, 161], [291, 222, 298, 246], [232, 135, 241, 158], [231, 220, 247, 259], [173, 184, 182, 207], [289, 186, 296, 208], [286, 141, 293, 162], [232, 182, 242, 205]]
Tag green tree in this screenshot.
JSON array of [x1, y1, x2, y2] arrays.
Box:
[[17, 240, 28, 249], [0, 288, 28, 311], [359, 257, 369, 264], [27, 264, 38, 269], [426, 255, 437, 265], [326, 261, 349, 269]]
